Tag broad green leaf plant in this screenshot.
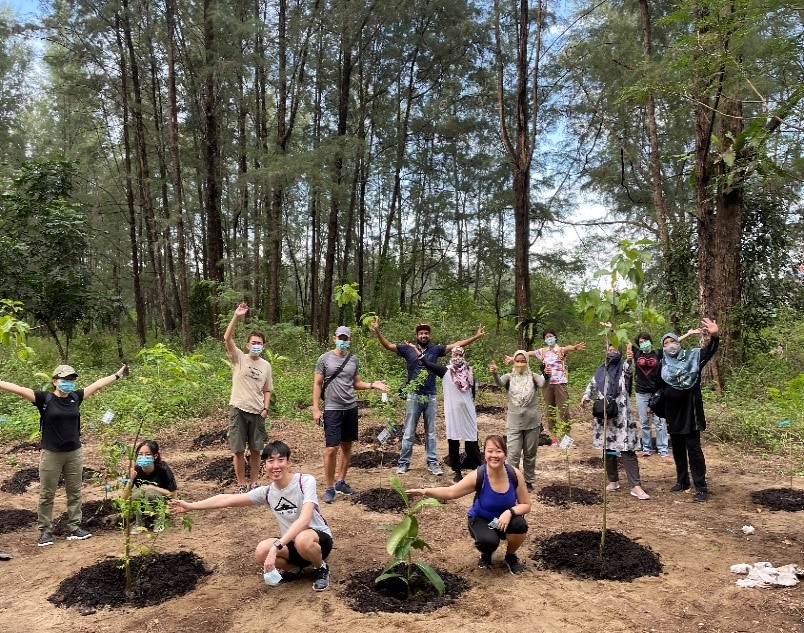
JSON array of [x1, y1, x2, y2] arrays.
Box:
[[376, 477, 445, 600]]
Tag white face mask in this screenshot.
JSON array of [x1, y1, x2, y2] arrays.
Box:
[[249, 344, 264, 356]]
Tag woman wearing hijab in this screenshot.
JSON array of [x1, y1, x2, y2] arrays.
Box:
[[581, 345, 650, 500], [409, 343, 482, 483], [489, 351, 545, 492], [655, 318, 719, 502]]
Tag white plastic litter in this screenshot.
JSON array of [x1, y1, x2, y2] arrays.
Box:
[[731, 562, 803, 588], [741, 525, 755, 535]]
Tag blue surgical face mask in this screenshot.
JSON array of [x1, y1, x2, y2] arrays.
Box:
[[249, 344, 264, 356], [336, 340, 350, 351], [639, 341, 652, 352], [136, 455, 155, 468], [57, 379, 76, 393], [544, 336, 556, 346]]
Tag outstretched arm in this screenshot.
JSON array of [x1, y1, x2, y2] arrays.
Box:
[[446, 325, 485, 353], [407, 472, 477, 501], [370, 317, 398, 352], [0, 380, 35, 403], [169, 492, 254, 514], [84, 364, 128, 398]]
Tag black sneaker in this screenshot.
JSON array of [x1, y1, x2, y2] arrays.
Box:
[[505, 553, 525, 575], [452, 471, 462, 484], [312, 564, 330, 591], [526, 482, 534, 493], [669, 483, 690, 493], [335, 480, 355, 495], [478, 553, 493, 569], [66, 528, 92, 541], [37, 531, 54, 547], [279, 567, 303, 583], [693, 490, 708, 502]]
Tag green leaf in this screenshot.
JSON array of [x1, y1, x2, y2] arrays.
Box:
[[410, 497, 442, 513], [386, 515, 412, 557], [413, 562, 445, 595]]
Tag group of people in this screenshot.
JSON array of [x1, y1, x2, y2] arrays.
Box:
[[0, 302, 721, 592]]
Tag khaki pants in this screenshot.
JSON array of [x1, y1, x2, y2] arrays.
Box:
[[542, 383, 569, 434], [39, 448, 83, 532]]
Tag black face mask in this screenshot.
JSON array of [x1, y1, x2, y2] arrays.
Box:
[[606, 352, 621, 364]]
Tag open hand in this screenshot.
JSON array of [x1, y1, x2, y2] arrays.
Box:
[[235, 303, 249, 317]]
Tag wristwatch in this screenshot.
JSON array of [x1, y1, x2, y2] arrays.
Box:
[[273, 539, 284, 550]]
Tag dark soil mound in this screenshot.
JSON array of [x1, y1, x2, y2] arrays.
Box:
[[539, 434, 553, 446], [53, 499, 120, 535], [7, 440, 40, 454], [1, 467, 104, 494], [535, 529, 662, 581], [750, 488, 804, 512], [477, 383, 501, 393], [356, 399, 370, 410], [351, 487, 406, 512], [580, 456, 604, 468], [537, 484, 601, 507], [351, 451, 401, 469], [191, 428, 227, 449], [345, 565, 470, 614], [0, 508, 37, 534], [190, 456, 252, 485], [475, 404, 504, 415], [48, 550, 211, 609], [0, 468, 38, 493], [359, 425, 401, 445]]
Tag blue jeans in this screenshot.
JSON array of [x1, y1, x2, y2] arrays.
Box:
[[636, 392, 669, 456], [398, 394, 438, 468]]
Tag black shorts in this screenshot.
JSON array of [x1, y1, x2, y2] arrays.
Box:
[[287, 529, 334, 567], [323, 407, 358, 447]]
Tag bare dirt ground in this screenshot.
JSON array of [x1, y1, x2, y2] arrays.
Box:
[[1, 401, 802, 633]]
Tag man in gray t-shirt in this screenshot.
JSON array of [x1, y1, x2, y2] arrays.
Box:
[[312, 326, 388, 504]]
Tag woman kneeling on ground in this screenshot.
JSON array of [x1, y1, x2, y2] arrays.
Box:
[[407, 434, 531, 575], [126, 439, 177, 530]]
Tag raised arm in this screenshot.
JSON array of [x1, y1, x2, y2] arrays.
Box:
[[0, 380, 35, 403], [224, 303, 249, 357], [559, 341, 586, 355], [84, 364, 128, 398], [370, 317, 398, 352], [446, 325, 485, 353]]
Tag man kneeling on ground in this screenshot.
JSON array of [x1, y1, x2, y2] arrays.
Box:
[[169, 440, 333, 591]]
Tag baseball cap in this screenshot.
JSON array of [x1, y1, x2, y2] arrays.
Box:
[[335, 326, 351, 338], [52, 364, 78, 378], [415, 323, 431, 333]]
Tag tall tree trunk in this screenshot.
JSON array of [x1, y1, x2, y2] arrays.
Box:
[[203, 0, 224, 284], [116, 12, 146, 347], [166, 0, 192, 350], [121, 0, 171, 335]]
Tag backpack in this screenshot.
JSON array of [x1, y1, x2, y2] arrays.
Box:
[[474, 463, 519, 501]]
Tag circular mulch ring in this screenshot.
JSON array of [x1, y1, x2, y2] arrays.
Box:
[[190, 456, 253, 486], [0, 508, 37, 534], [538, 434, 553, 446], [475, 404, 504, 415], [351, 487, 406, 512], [53, 499, 120, 535], [477, 383, 501, 393], [537, 484, 601, 507], [7, 440, 40, 454], [0, 468, 38, 494], [191, 429, 227, 449], [351, 451, 401, 469], [48, 550, 211, 609], [535, 529, 662, 581], [344, 565, 470, 614], [750, 488, 804, 512]]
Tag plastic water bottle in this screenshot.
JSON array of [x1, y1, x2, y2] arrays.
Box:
[[263, 569, 282, 586]]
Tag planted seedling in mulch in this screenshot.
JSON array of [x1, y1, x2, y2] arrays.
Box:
[[345, 566, 469, 614], [535, 529, 662, 581], [750, 488, 804, 512], [190, 456, 252, 486], [48, 551, 211, 609], [475, 404, 504, 415], [537, 484, 601, 507], [52, 499, 120, 535], [0, 468, 38, 493], [351, 451, 401, 469]]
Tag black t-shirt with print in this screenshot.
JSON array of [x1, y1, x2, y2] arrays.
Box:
[[633, 350, 663, 393], [133, 461, 178, 492], [34, 389, 85, 452]]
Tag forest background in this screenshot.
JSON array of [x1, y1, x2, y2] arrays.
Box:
[[0, 0, 802, 464]]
